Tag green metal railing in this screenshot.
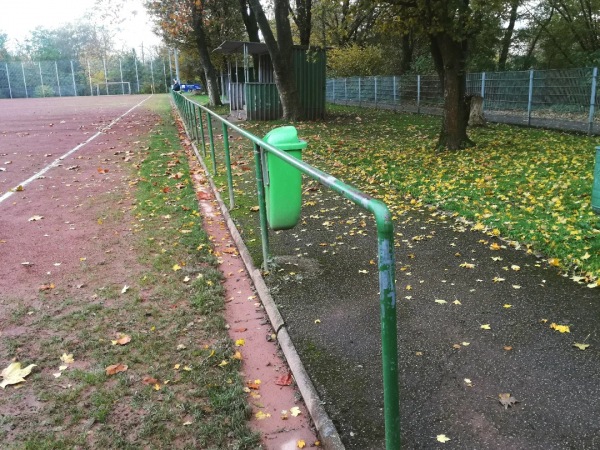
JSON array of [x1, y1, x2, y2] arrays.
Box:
[[171, 91, 400, 449]]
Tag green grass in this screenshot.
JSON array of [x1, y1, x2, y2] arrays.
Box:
[[199, 102, 599, 282], [0, 95, 259, 449]]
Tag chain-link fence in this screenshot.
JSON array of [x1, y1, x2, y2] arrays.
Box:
[[0, 55, 174, 99], [327, 67, 600, 135]]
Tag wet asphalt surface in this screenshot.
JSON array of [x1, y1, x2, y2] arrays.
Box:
[[252, 184, 600, 449]]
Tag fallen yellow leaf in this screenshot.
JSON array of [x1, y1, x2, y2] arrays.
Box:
[[290, 406, 301, 417], [1, 362, 36, 388], [60, 353, 74, 364], [573, 343, 590, 350], [550, 323, 570, 333], [255, 411, 271, 420], [436, 434, 451, 443], [297, 440, 306, 448], [480, 324, 491, 330]]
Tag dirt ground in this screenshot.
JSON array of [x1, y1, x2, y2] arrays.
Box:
[[0, 94, 316, 449]]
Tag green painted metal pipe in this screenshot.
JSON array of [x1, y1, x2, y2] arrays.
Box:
[[192, 104, 199, 141], [197, 108, 207, 157], [593, 146, 600, 214], [253, 142, 270, 271], [172, 93, 400, 448], [222, 122, 235, 210], [206, 114, 217, 174]]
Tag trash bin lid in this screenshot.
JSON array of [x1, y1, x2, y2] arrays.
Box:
[[263, 126, 307, 151]]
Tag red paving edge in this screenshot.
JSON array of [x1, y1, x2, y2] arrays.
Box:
[[186, 153, 321, 449]]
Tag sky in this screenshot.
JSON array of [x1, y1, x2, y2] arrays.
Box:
[[0, 0, 162, 52]]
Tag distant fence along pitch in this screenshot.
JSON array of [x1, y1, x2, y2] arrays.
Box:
[[327, 67, 600, 135], [0, 56, 174, 99]]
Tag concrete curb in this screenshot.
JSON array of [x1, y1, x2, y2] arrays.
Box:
[[174, 104, 345, 450]]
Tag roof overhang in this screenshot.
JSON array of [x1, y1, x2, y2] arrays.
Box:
[[213, 41, 269, 55]]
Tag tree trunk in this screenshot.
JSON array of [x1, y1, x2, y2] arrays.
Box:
[[238, 0, 260, 43], [498, 0, 520, 71], [292, 0, 313, 47], [192, 4, 222, 107], [399, 33, 413, 74], [431, 34, 473, 150], [248, 0, 303, 120]]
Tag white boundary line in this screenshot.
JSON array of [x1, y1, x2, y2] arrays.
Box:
[[0, 95, 152, 205]]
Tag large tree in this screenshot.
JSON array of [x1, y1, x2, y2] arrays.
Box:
[[517, 0, 600, 68], [248, 0, 303, 120], [147, 0, 244, 105], [388, 0, 503, 150], [0, 32, 10, 61]]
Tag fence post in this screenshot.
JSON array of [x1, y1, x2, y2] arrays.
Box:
[[134, 57, 140, 93], [39, 62, 45, 97], [527, 69, 534, 126], [70, 61, 77, 96], [103, 58, 108, 95], [417, 74, 421, 114], [375, 76, 378, 108], [588, 67, 598, 135], [119, 59, 125, 94], [480, 72, 486, 111], [332, 78, 335, 103], [87, 60, 93, 95], [359, 77, 362, 106], [5, 63, 12, 99], [150, 58, 155, 94], [55, 61, 61, 97], [21, 62, 28, 98], [392, 76, 397, 109], [163, 60, 169, 93], [345, 78, 348, 105]]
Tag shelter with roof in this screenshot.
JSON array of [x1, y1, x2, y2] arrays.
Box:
[[214, 41, 326, 121]]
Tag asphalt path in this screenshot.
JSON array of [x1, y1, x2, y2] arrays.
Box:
[[258, 184, 600, 449]]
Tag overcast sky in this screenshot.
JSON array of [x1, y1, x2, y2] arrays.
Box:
[[0, 0, 161, 51]]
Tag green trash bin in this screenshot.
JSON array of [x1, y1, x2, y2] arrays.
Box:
[[593, 146, 600, 215], [262, 126, 307, 230]]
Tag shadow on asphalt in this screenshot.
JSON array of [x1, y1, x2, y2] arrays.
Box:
[[256, 183, 600, 449]]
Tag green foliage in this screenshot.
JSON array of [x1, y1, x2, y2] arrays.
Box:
[[328, 44, 386, 77], [33, 85, 55, 97], [237, 105, 600, 280]]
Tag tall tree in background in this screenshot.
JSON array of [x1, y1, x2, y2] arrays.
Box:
[[291, 0, 313, 46], [387, 0, 502, 150], [238, 0, 260, 42], [315, 0, 382, 47], [497, 0, 521, 70], [0, 32, 9, 61], [248, 0, 303, 120], [147, 0, 244, 106], [519, 0, 600, 68]]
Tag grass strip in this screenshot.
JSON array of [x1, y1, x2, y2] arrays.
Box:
[[200, 102, 599, 282], [0, 95, 259, 449]]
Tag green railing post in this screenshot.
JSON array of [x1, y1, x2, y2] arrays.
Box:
[[197, 107, 207, 157], [192, 104, 199, 141], [222, 123, 235, 209], [206, 114, 217, 174], [372, 202, 401, 449], [253, 142, 270, 271], [171, 93, 400, 446]]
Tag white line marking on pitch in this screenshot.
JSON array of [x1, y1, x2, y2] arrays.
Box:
[[0, 95, 152, 205]]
